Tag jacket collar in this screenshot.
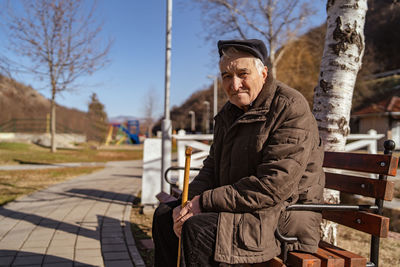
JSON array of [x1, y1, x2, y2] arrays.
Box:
[[250, 73, 276, 112]]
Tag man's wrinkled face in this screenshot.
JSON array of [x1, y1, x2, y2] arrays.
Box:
[[219, 52, 268, 111]]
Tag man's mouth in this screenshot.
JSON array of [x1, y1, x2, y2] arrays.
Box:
[[232, 91, 248, 96]]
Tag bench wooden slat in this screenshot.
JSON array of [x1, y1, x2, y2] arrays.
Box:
[[322, 211, 389, 237], [312, 247, 345, 267], [287, 251, 321, 267], [323, 152, 398, 176], [325, 172, 395, 201], [156, 191, 177, 203], [319, 241, 367, 267]]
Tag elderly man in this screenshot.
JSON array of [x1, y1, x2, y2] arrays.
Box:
[[152, 39, 325, 266]]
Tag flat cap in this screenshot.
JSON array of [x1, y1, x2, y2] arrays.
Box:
[[218, 39, 268, 65]]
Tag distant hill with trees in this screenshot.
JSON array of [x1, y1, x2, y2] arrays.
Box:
[[0, 74, 107, 142]]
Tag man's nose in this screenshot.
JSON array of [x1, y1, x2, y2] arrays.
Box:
[[231, 76, 242, 91]]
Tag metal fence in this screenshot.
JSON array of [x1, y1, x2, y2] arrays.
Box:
[[0, 118, 83, 134]]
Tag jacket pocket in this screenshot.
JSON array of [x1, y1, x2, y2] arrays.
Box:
[[237, 213, 264, 252]]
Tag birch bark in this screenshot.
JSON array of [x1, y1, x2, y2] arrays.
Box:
[[313, 0, 368, 244]]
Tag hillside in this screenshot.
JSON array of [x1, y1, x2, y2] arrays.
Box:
[[0, 74, 89, 135]]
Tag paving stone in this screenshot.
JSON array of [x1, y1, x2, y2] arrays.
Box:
[[49, 238, 76, 247], [127, 245, 145, 266], [0, 250, 17, 256], [12, 255, 43, 265], [0, 256, 14, 265], [42, 262, 73, 267], [57, 224, 79, 233], [52, 232, 76, 241], [75, 241, 101, 249], [124, 227, 136, 246], [0, 241, 22, 250], [75, 249, 102, 257], [101, 227, 120, 233], [23, 239, 51, 248], [101, 237, 124, 245], [103, 260, 133, 267], [103, 251, 130, 260], [76, 236, 95, 243], [17, 247, 47, 255], [43, 254, 72, 264], [101, 244, 127, 252], [74, 256, 103, 267], [101, 231, 123, 238], [46, 246, 74, 256]]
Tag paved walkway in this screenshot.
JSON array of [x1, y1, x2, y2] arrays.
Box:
[[0, 160, 146, 267]]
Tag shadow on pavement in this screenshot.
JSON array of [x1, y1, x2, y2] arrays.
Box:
[[13, 159, 51, 165], [111, 174, 141, 179], [66, 188, 135, 203], [0, 250, 97, 266], [0, 207, 99, 240]]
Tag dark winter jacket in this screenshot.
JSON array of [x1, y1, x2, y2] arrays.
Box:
[[188, 76, 325, 264]]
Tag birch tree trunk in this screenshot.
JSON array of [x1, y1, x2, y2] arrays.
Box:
[[312, 0, 367, 244]]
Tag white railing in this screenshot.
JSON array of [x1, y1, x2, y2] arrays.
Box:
[[141, 129, 386, 205], [345, 129, 384, 154], [174, 130, 212, 189], [173, 129, 386, 188]]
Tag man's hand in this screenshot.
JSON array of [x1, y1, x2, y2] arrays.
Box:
[[172, 195, 202, 237]]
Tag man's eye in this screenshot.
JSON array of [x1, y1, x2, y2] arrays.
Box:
[[222, 74, 231, 79], [239, 72, 249, 77]]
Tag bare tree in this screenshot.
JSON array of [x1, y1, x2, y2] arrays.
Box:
[[143, 88, 159, 138], [312, 0, 367, 244], [1, 0, 111, 152], [193, 0, 317, 78]]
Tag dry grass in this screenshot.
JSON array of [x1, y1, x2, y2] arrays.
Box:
[[0, 142, 142, 165], [337, 225, 400, 267], [394, 179, 400, 199], [0, 166, 104, 205]]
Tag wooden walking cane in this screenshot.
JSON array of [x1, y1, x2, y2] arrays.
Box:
[[177, 146, 192, 267]]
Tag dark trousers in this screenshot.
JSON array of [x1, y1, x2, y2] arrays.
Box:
[[152, 200, 220, 267]]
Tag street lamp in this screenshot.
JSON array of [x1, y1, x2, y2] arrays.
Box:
[[203, 101, 210, 134], [189, 110, 195, 133], [161, 0, 172, 194], [207, 75, 218, 119]]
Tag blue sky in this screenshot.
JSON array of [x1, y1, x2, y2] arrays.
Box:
[[1, 0, 327, 119]]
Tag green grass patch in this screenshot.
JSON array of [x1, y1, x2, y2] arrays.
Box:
[[0, 142, 143, 165], [0, 142, 32, 151], [0, 166, 104, 205]]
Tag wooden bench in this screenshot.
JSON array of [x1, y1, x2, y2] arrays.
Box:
[[156, 140, 398, 267]]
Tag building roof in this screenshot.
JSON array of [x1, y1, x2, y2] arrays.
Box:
[[353, 88, 400, 116]]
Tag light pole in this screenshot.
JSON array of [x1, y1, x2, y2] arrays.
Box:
[[207, 75, 218, 120], [203, 101, 210, 134], [161, 0, 172, 194], [189, 110, 195, 133]]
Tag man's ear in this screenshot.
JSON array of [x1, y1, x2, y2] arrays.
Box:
[[262, 66, 268, 82]]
